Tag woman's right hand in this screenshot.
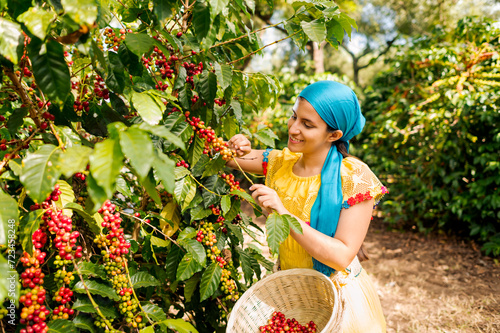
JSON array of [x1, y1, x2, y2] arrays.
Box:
[[228, 134, 251, 157]]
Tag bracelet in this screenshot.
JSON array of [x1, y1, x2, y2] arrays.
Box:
[[262, 148, 273, 176]]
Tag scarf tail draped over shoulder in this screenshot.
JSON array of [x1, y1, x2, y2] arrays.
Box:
[[298, 81, 365, 276]]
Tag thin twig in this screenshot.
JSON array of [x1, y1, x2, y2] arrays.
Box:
[[0, 129, 40, 175], [123, 260, 154, 325], [228, 31, 299, 65], [73, 260, 113, 330], [49, 122, 66, 151]]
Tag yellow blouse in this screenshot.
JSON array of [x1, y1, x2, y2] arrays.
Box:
[[265, 148, 387, 271]]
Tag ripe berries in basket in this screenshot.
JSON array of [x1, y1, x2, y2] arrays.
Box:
[[259, 311, 318, 333]]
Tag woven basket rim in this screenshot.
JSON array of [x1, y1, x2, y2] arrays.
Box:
[[227, 268, 341, 332]]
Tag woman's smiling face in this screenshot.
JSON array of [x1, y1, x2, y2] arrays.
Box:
[[287, 98, 340, 154]]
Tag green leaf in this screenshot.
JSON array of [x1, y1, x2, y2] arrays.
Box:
[[20, 144, 62, 204], [179, 238, 206, 265], [220, 195, 231, 215], [199, 262, 222, 301], [139, 123, 186, 151], [200, 70, 217, 107], [130, 271, 161, 288], [119, 127, 153, 180], [89, 139, 124, 198], [178, 227, 197, 240], [141, 303, 167, 322], [201, 155, 225, 178], [153, 0, 174, 22], [47, 319, 78, 333], [161, 319, 199, 333], [131, 90, 164, 125], [64, 203, 102, 234], [142, 170, 162, 206], [152, 151, 175, 194], [59, 145, 92, 178], [285, 21, 308, 50], [176, 253, 203, 281], [173, 67, 187, 90], [189, 135, 205, 167], [91, 40, 107, 70], [181, 180, 197, 211], [183, 273, 200, 303], [254, 127, 278, 147], [209, 0, 229, 18], [19, 209, 43, 255], [214, 62, 232, 89], [225, 221, 244, 244], [231, 100, 243, 123], [31, 40, 70, 102], [61, 0, 98, 26], [223, 116, 239, 139], [124, 33, 155, 56], [0, 18, 21, 64], [229, 189, 255, 205], [224, 199, 240, 222], [174, 175, 195, 203], [165, 245, 183, 281], [0, 189, 17, 246], [73, 280, 120, 301], [236, 247, 253, 284], [282, 214, 302, 234], [150, 235, 170, 247], [73, 314, 95, 333], [326, 19, 344, 47], [86, 173, 108, 210], [18, 6, 55, 40], [6, 107, 28, 136], [266, 212, 289, 255], [54, 180, 75, 217], [192, 2, 211, 42], [72, 297, 118, 318], [76, 262, 107, 279], [190, 205, 212, 221]]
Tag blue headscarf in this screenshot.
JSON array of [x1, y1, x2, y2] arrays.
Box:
[[298, 81, 365, 276]]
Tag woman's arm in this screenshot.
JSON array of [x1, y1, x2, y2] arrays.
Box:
[[225, 134, 265, 174], [250, 184, 373, 271]]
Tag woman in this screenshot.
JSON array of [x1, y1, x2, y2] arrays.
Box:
[[226, 81, 387, 332]]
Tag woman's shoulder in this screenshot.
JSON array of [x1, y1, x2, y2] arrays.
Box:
[[268, 147, 301, 164], [340, 157, 388, 208]]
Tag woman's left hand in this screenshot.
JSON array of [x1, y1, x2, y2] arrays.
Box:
[[249, 184, 288, 215]]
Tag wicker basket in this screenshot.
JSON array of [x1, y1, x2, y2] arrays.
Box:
[[226, 268, 344, 332]]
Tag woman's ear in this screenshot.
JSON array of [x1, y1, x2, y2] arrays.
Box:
[[328, 130, 343, 143]]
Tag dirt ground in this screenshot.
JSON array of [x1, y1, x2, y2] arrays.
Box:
[[242, 204, 500, 332]]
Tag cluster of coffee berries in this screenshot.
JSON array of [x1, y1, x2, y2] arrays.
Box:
[[214, 98, 226, 106], [53, 287, 73, 305], [95, 200, 143, 329], [220, 173, 241, 191], [19, 287, 50, 333], [182, 61, 203, 87], [103, 28, 131, 51], [142, 46, 174, 80], [51, 305, 75, 320], [260, 312, 318, 333], [74, 172, 86, 181], [19, 221, 49, 333], [54, 269, 74, 285], [197, 222, 240, 313], [176, 160, 189, 168], [44, 208, 82, 263], [20, 268, 45, 289], [184, 111, 236, 161]]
